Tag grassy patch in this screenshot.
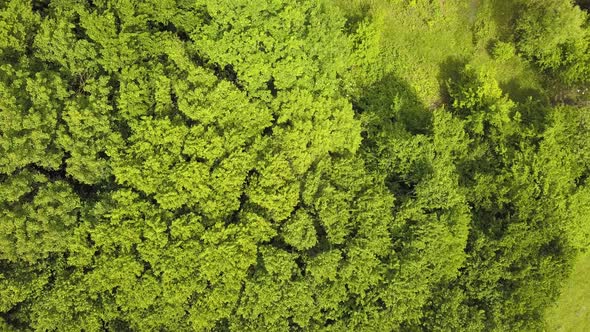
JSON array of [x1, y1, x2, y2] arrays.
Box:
[[334, 0, 546, 107], [374, 0, 474, 105], [545, 253, 590, 332]]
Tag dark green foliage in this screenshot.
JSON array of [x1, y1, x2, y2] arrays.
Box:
[[419, 66, 579, 331], [515, 0, 590, 84], [1, 0, 589, 331]]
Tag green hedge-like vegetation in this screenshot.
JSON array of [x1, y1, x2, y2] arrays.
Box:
[[1, 0, 589, 330]]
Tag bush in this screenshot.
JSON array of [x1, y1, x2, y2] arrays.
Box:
[[515, 0, 590, 84], [491, 40, 516, 62]]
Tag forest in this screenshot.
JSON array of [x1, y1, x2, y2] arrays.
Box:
[[0, 0, 589, 331]]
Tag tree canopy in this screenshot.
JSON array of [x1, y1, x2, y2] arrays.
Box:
[[1, 0, 589, 330]]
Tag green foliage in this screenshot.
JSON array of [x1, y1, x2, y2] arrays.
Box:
[[418, 64, 584, 331], [281, 209, 317, 250], [1, 0, 589, 330], [536, 106, 590, 250], [490, 41, 516, 62], [515, 0, 590, 84]]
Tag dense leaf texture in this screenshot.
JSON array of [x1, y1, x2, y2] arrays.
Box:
[[515, 0, 590, 84], [1, 0, 589, 331]]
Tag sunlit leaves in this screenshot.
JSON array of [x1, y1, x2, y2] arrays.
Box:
[[1, 0, 588, 330]]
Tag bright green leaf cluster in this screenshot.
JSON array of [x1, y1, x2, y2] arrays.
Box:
[[1, 0, 589, 330]]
